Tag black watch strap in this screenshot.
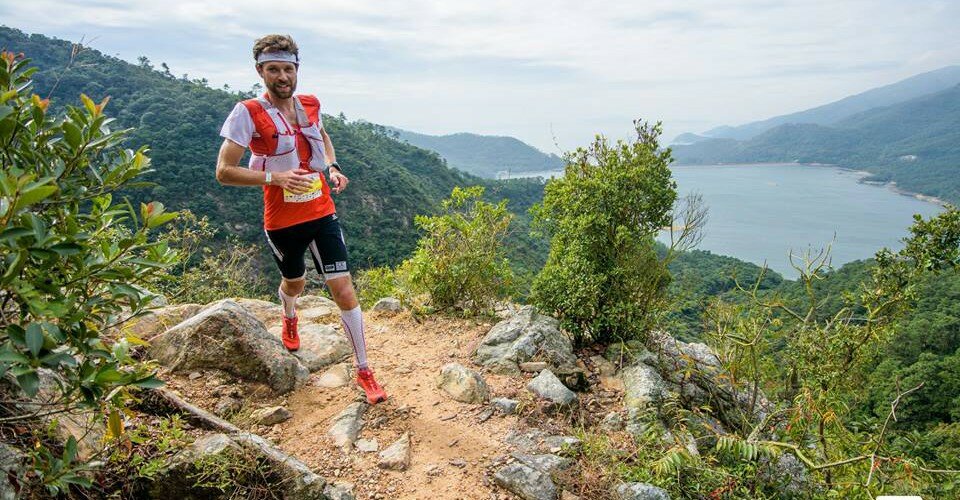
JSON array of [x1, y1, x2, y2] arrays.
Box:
[[330, 162, 342, 173]]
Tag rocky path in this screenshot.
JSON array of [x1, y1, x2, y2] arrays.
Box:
[[275, 313, 523, 499]]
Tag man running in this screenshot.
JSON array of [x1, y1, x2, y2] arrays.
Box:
[[215, 34, 386, 404]]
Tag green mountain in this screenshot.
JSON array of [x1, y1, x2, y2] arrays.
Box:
[[392, 128, 564, 178], [698, 65, 960, 141], [672, 84, 960, 204], [0, 26, 548, 272]]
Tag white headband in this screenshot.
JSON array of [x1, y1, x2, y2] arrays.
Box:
[[257, 51, 299, 65]]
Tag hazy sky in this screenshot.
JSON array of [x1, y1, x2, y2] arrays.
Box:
[[2, 1, 958, 151]]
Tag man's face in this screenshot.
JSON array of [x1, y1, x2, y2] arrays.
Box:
[[257, 61, 298, 99]]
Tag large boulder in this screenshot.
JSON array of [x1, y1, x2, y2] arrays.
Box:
[[621, 363, 668, 409], [149, 300, 308, 394], [438, 363, 489, 403], [286, 324, 353, 372], [494, 462, 557, 500], [119, 303, 203, 341], [149, 433, 328, 499], [473, 306, 577, 375], [526, 370, 577, 406], [615, 482, 671, 500], [328, 403, 366, 451]]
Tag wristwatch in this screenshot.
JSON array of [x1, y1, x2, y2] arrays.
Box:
[[329, 162, 342, 173], [265, 171, 272, 185]]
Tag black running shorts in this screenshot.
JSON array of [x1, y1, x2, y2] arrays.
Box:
[[264, 214, 350, 281]]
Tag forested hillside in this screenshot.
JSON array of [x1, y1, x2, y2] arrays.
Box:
[[393, 128, 564, 178], [0, 27, 548, 272]]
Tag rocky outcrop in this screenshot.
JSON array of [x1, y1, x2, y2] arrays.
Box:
[[527, 370, 577, 406], [149, 300, 308, 394], [615, 331, 771, 431], [473, 306, 578, 375], [288, 324, 353, 372], [377, 433, 411, 471], [615, 482, 671, 500], [372, 297, 402, 314], [494, 462, 557, 500], [120, 303, 203, 341], [438, 363, 489, 404], [328, 403, 366, 451]]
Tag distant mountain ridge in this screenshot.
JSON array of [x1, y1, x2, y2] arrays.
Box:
[[392, 128, 564, 178], [693, 65, 960, 141], [672, 83, 960, 204]]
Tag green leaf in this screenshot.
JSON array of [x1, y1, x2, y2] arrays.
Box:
[[106, 409, 123, 440], [25, 323, 43, 357], [13, 184, 57, 212], [0, 227, 32, 242], [50, 243, 83, 256], [0, 105, 13, 119], [63, 435, 78, 463], [130, 374, 164, 389], [16, 370, 39, 397], [62, 121, 82, 149], [0, 350, 30, 364]]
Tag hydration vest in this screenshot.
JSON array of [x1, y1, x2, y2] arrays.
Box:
[[242, 95, 327, 172]]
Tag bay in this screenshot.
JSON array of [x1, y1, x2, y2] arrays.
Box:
[[513, 163, 944, 279]]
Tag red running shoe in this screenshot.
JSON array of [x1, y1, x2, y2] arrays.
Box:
[[356, 368, 387, 404], [281, 315, 300, 351]]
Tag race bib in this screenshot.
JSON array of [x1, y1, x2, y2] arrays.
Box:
[[283, 172, 325, 203]]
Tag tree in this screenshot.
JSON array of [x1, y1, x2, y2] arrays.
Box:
[[531, 120, 705, 346], [398, 186, 514, 316], [0, 52, 176, 493]]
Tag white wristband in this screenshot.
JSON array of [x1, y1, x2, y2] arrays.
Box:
[[265, 171, 272, 185]]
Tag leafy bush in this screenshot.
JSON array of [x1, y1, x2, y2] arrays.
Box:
[[398, 186, 514, 315], [0, 53, 175, 493], [353, 266, 399, 308], [531, 121, 704, 346]]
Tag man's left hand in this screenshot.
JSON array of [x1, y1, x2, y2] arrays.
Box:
[[330, 169, 349, 194]]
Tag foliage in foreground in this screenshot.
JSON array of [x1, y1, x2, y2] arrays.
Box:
[[531, 120, 706, 346], [0, 53, 176, 493]]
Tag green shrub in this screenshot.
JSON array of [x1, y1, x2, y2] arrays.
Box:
[[398, 185, 514, 316], [0, 52, 175, 494], [353, 266, 398, 308], [530, 121, 703, 346]]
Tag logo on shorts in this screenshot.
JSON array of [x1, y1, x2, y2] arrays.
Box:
[[335, 261, 348, 271], [324, 264, 336, 272]]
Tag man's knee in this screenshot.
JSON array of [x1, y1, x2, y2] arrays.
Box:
[[281, 276, 306, 295], [326, 274, 358, 308]]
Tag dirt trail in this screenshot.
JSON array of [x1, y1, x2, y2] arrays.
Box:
[[273, 312, 526, 499]]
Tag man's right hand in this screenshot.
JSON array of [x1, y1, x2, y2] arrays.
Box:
[[272, 170, 315, 194]]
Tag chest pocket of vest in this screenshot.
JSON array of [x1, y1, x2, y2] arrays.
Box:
[[299, 124, 328, 172]]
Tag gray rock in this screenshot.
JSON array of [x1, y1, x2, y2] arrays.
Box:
[[543, 436, 581, 455], [438, 363, 489, 403], [214, 396, 243, 417], [232, 297, 281, 326], [0, 443, 25, 500], [621, 363, 668, 409], [474, 306, 577, 375], [615, 482, 671, 500], [491, 397, 519, 415], [316, 363, 353, 388], [378, 433, 411, 471], [590, 355, 617, 376], [372, 297, 402, 314], [527, 370, 577, 406], [117, 303, 202, 341], [328, 403, 366, 451], [355, 438, 378, 453], [250, 406, 292, 426], [324, 481, 356, 500], [519, 361, 548, 372], [600, 411, 624, 431], [561, 491, 581, 500], [512, 452, 573, 475], [148, 434, 246, 499], [149, 300, 308, 393], [292, 323, 353, 372], [493, 462, 557, 500], [298, 295, 340, 323]]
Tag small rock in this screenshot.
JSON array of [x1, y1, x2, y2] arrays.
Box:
[[590, 355, 617, 376], [491, 397, 519, 415], [355, 438, 379, 453], [494, 462, 557, 500], [250, 406, 292, 426], [512, 452, 573, 475], [316, 363, 352, 388], [438, 363, 489, 404], [328, 403, 366, 451], [323, 481, 356, 500], [188, 371, 203, 380], [526, 370, 577, 406], [561, 491, 581, 500], [615, 482, 671, 500], [214, 396, 243, 417], [378, 433, 411, 471], [544, 436, 581, 455], [477, 408, 494, 423], [372, 297, 402, 314], [425, 464, 442, 476], [600, 411, 624, 432], [449, 458, 467, 468], [519, 361, 548, 372]]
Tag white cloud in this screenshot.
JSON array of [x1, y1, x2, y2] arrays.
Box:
[[3, 0, 958, 149]]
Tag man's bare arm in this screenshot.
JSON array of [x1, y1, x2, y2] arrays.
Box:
[[215, 139, 313, 193]]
